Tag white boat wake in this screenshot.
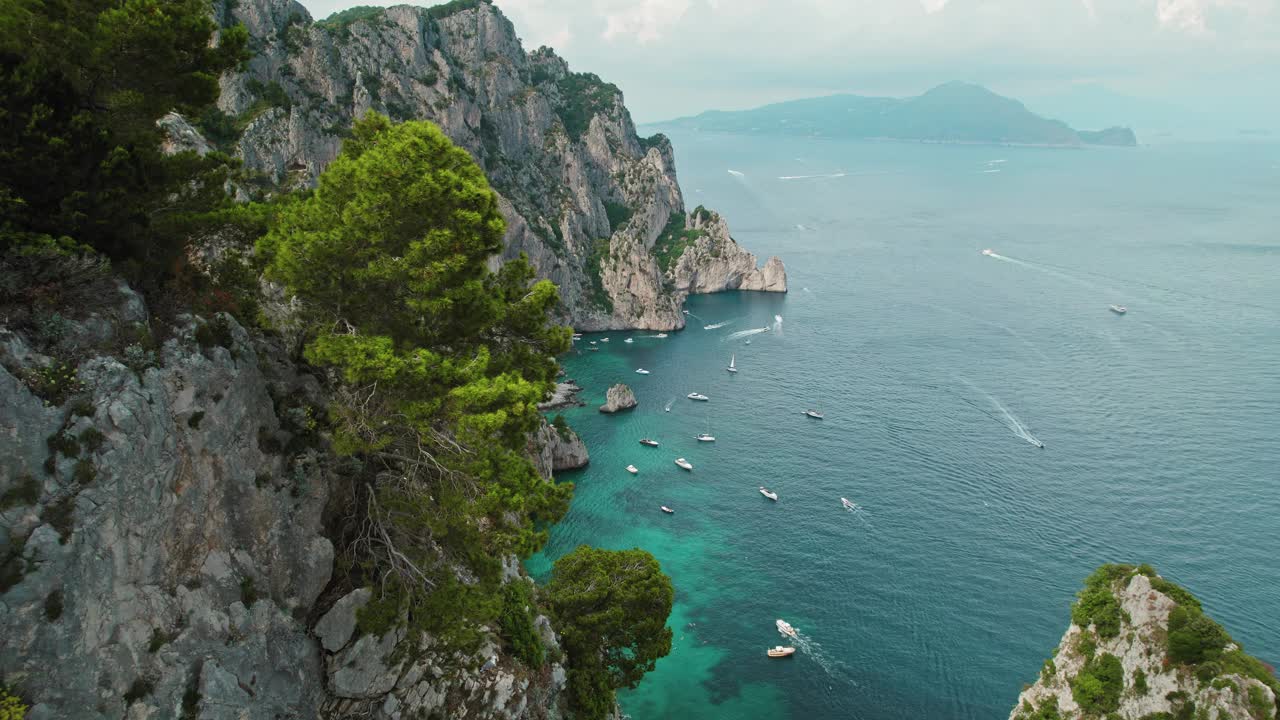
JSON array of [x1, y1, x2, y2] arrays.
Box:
[[772, 314, 783, 335], [702, 319, 737, 330], [960, 379, 1044, 448], [778, 172, 846, 180], [788, 629, 854, 684], [727, 169, 745, 177], [664, 397, 675, 413], [725, 327, 770, 342]]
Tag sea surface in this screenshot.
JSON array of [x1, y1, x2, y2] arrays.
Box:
[[526, 134, 1280, 719]]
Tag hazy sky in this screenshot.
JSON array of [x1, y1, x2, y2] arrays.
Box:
[[295, 0, 1280, 127]]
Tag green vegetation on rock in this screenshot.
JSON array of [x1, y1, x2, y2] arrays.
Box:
[[547, 546, 674, 720], [261, 111, 574, 645], [555, 72, 622, 140], [653, 212, 706, 275], [1071, 652, 1124, 715]]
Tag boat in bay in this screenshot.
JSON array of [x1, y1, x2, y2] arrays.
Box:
[[687, 392, 710, 401], [639, 438, 659, 447], [694, 433, 715, 442], [776, 619, 797, 638], [804, 409, 824, 419], [759, 487, 778, 501], [1109, 304, 1127, 315], [767, 646, 796, 658], [626, 465, 638, 475], [727, 354, 737, 373], [674, 458, 693, 470]]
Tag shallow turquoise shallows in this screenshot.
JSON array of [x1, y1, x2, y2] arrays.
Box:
[[526, 134, 1280, 720]]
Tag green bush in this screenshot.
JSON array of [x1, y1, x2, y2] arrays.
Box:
[[1133, 667, 1148, 695], [551, 414, 572, 441], [1015, 698, 1062, 720], [78, 428, 104, 452], [72, 459, 96, 485], [498, 582, 544, 668], [603, 201, 632, 234], [652, 212, 706, 275], [24, 364, 83, 407], [194, 316, 234, 350], [46, 431, 80, 459], [41, 494, 77, 544], [123, 677, 155, 704], [1071, 653, 1124, 715], [44, 589, 64, 621], [0, 476, 41, 511], [1248, 685, 1271, 719], [239, 577, 258, 606], [1072, 566, 1127, 638], [1167, 605, 1228, 665], [554, 73, 622, 140], [0, 685, 27, 720]]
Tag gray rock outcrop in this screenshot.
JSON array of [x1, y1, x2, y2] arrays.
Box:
[[1010, 569, 1278, 720], [212, 0, 785, 330], [598, 384, 637, 414], [669, 208, 788, 294]]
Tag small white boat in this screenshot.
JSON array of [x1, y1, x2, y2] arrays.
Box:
[[767, 646, 796, 658], [572, 333, 582, 339], [759, 487, 778, 501], [776, 619, 797, 638], [745, 339, 751, 345], [639, 438, 659, 447], [687, 393, 709, 402], [635, 368, 651, 375], [727, 354, 737, 373], [982, 248, 995, 256], [624, 338, 634, 343], [656, 333, 668, 338], [842, 497, 858, 511], [674, 458, 693, 471], [601, 337, 610, 342], [694, 433, 715, 442], [803, 410, 824, 419], [1109, 305, 1127, 315], [626, 465, 639, 475], [661, 506, 674, 514], [589, 341, 597, 345]]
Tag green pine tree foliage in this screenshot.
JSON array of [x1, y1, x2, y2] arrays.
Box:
[[260, 112, 573, 643], [547, 546, 674, 719], [0, 0, 249, 280]]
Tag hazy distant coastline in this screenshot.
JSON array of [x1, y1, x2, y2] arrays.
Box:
[[649, 82, 1138, 148]]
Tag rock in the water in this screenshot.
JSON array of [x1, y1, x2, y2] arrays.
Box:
[[538, 380, 584, 411], [599, 384, 638, 413], [1009, 565, 1278, 720], [668, 208, 788, 295], [532, 416, 590, 477]]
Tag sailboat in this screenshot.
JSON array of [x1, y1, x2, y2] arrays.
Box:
[[726, 354, 737, 373]]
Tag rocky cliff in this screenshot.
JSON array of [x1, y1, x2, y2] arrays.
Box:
[[211, 0, 784, 331], [1011, 565, 1278, 720], [0, 277, 579, 718]]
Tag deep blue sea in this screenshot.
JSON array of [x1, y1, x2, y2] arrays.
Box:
[[526, 134, 1280, 719]]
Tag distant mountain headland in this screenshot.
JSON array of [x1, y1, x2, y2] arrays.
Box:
[[652, 82, 1138, 148]]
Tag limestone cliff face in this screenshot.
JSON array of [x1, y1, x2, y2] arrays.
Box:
[[1011, 567, 1278, 720], [213, 0, 784, 330], [669, 208, 787, 294], [0, 287, 570, 718]]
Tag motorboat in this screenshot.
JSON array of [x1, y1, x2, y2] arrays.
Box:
[[635, 368, 651, 375], [767, 646, 796, 658], [601, 337, 610, 342], [624, 338, 634, 343], [661, 506, 674, 514], [639, 438, 659, 447], [803, 410, 824, 419], [674, 458, 693, 471], [656, 333, 668, 338], [571, 333, 582, 339], [1109, 305, 1127, 315], [776, 619, 797, 638], [589, 341, 597, 345], [981, 248, 995, 256], [842, 497, 858, 511], [687, 393, 710, 402], [727, 354, 737, 373], [694, 433, 715, 442], [626, 465, 639, 475], [759, 487, 778, 501]]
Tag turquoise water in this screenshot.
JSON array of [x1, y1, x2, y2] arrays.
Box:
[[526, 136, 1280, 719]]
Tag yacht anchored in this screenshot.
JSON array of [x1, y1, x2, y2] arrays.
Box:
[[1109, 305, 1127, 315], [635, 368, 651, 375], [694, 433, 715, 442], [639, 438, 659, 447], [674, 458, 693, 471], [759, 487, 778, 501], [804, 410, 824, 419], [776, 619, 797, 638], [767, 646, 796, 658], [661, 506, 674, 514], [687, 393, 710, 402], [727, 354, 737, 373], [626, 465, 639, 475]]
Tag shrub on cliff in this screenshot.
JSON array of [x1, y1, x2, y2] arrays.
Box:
[[0, 0, 249, 284], [1070, 652, 1123, 715], [547, 546, 673, 720], [261, 112, 572, 643]]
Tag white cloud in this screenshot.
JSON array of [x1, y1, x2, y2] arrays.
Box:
[[600, 0, 692, 43], [920, 0, 950, 14]]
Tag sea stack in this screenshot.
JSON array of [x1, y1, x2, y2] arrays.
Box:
[[599, 384, 638, 413]]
